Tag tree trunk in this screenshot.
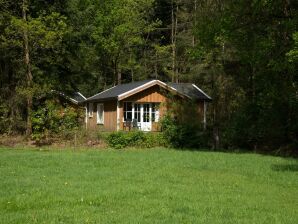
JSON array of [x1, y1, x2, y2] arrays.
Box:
[[22, 0, 33, 136], [192, 0, 197, 47], [213, 125, 220, 150], [131, 68, 134, 82], [113, 59, 117, 86], [283, 0, 292, 143], [117, 69, 121, 85], [174, 4, 179, 83], [171, 0, 176, 82], [130, 52, 134, 82], [154, 51, 158, 79]]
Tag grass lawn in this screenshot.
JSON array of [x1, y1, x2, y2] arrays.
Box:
[[0, 148, 297, 224]]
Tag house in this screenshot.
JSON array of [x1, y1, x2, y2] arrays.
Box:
[[83, 79, 211, 131]]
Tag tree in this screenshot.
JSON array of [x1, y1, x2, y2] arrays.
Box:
[[193, 0, 298, 150], [0, 0, 67, 134], [22, 0, 33, 135]]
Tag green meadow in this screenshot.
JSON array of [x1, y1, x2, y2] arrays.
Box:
[[0, 148, 297, 223]]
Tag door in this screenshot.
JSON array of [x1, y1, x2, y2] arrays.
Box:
[[141, 103, 151, 131], [134, 103, 141, 128]]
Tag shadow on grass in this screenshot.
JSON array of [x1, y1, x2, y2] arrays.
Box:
[[175, 147, 298, 159], [271, 164, 298, 172]]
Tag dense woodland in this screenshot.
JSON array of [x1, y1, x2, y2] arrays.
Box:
[[0, 0, 297, 151]]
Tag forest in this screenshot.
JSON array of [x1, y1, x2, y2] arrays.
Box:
[[0, 0, 297, 152]]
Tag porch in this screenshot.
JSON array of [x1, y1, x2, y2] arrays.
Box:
[[121, 102, 160, 132]]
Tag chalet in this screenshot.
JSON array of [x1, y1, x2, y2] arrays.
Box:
[[84, 79, 211, 131]]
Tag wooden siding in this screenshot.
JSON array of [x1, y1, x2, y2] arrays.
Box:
[[103, 100, 117, 131], [197, 101, 204, 121], [86, 102, 97, 130], [118, 80, 186, 101], [197, 101, 204, 115], [119, 101, 123, 130], [86, 100, 117, 131], [123, 85, 168, 103]]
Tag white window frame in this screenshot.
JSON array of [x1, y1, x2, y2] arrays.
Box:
[[123, 102, 160, 122], [88, 103, 93, 117], [133, 103, 141, 122], [97, 103, 104, 124]]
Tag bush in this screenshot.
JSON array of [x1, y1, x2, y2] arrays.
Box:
[[160, 115, 209, 149], [31, 99, 83, 143], [106, 131, 167, 149], [141, 132, 167, 148]]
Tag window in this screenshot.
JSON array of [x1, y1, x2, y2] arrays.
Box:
[[134, 104, 141, 122], [97, 104, 104, 124], [88, 103, 93, 117], [151, 103, 159, 122], [124, 102, 159, 123], [143, 104, 150, 122], [124, 102, 132, 121]]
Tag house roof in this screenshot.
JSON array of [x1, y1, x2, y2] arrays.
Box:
[[69, 92, 87, 103], [87, 80, 151, 101], [86, 79, 211, 102], [167, 83, 211, 101], [52, 90, 86, 104]]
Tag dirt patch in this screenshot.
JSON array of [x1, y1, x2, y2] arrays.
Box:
[[0, 134, 107, 149], [0, 135, 31, 147]]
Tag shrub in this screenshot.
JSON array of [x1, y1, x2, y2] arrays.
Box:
[[140, 132, 167, 148], [106, 131, 167, 149], [106, 132, 125, 149], [107, 131, 144, 149], [31, 99, 83, 143], [160, 114, 209, 149]]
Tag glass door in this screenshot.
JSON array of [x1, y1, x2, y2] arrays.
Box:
[[141, 103, 151, 131]]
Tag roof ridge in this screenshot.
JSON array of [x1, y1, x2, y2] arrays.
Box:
[[167, 82, 195, 85], [118, 79, 154, 85], [192, 84, 212, 100], [85, 79, 211, 102], [86, 85, 117, 100], [75, 92, 86, 100], [86, 79, 155, 102]]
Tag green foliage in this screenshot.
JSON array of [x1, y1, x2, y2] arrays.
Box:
[[160, 115, 209, 149], [0, 101, 26, 134], [193, 0, 298, 151], [107, 131, 144, 149], [159, 98, 211, 149], [0, 0, 297, 152], [287, 32, 298, 63], [31, 100, 82, 142], [140, 131, 167, 148], [107, 131, 166, 149]]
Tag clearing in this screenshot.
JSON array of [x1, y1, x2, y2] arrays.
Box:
[[0, 148, 297, 223]]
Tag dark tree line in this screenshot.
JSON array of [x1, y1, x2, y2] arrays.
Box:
[[0, 0, 297, 151]]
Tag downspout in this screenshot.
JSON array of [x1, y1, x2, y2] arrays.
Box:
[[116, 100, 120, 131]]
